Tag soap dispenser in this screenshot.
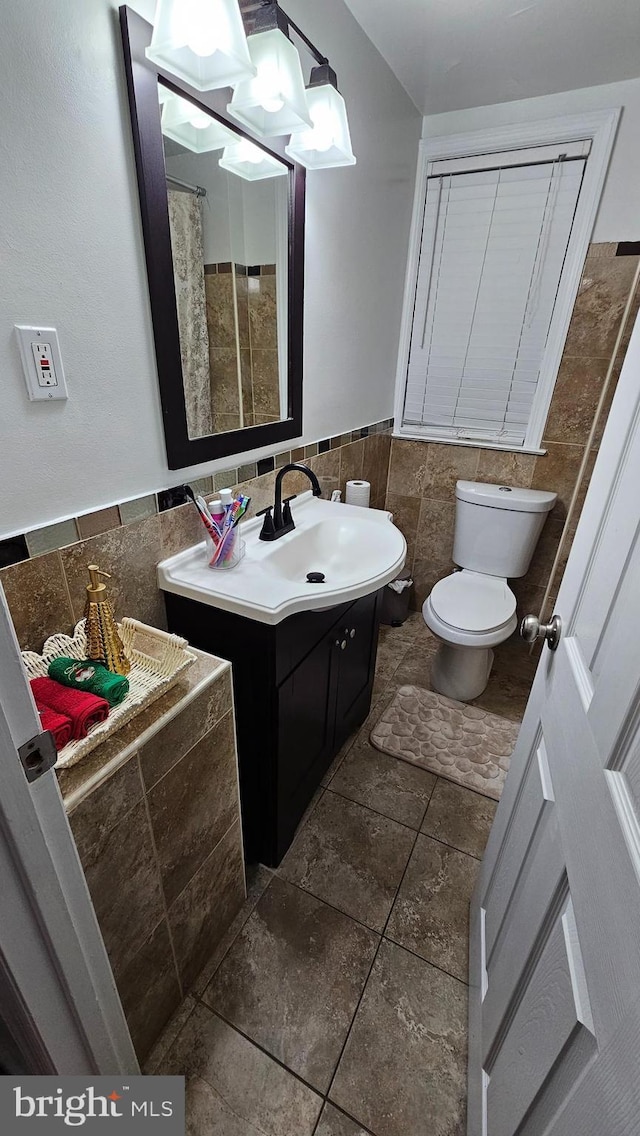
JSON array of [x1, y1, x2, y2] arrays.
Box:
[[84, 564, 130, 676]]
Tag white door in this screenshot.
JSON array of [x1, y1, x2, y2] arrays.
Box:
[[468, 310, 640, 1135], [0, 586, 137, 1074]]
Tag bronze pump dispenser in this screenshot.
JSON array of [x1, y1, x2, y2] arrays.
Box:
[[84, 564, 130, 676]]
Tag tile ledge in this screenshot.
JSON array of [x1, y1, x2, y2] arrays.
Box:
[[61, 648, 231, 813]]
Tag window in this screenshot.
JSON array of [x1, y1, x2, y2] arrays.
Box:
[[394, 112, 619, 452]]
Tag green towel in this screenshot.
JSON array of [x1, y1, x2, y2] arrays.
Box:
[[47, 657, 129, 707]]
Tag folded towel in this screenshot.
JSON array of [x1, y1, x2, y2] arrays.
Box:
[[31, 676, 109, 741], [47, 656, 129, 706], [36, 704, 72, 751]]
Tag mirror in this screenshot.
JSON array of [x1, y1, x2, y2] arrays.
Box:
[[120, 6, 305, 469], [162, 86, 289, 438]]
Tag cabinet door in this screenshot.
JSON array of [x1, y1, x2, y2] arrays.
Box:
[[334, 591, 379, 747], [275, 629, 339, 862]]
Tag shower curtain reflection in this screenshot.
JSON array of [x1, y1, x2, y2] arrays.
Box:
[[167, 189, 214, 438]]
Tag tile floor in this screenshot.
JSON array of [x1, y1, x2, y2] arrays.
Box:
[[147, 613, 538, 1136]]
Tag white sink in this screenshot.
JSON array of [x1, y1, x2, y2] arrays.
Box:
[[157, 492, 407, 625]]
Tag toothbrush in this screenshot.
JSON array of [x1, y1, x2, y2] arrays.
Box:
[[195, 494, 214, 523], [183, 485, 221, 545], [232, 495, 251, 526]]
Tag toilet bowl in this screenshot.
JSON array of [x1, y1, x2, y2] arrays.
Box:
[[421, 480, 557, 702], [423, 570, 518, 701]]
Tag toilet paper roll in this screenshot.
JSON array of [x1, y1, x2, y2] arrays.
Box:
[[345, 480, 371, 508]]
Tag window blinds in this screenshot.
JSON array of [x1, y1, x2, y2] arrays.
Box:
[[403, 145, 588, 446]]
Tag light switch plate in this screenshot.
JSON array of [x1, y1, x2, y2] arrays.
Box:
[[15, 325, 68, 401]]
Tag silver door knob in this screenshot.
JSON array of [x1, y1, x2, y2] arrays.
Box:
[[520, 613, 562, 651]]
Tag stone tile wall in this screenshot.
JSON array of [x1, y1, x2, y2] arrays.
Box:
[[204, 263, 281, 432], [64, 656, 244, 1063], [0, 421, 393, 654], [204, 265, 241, 433], [386, 243, 640, 613]]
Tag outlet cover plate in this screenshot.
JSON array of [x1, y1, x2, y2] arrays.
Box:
[[15, 325, 68, 401]]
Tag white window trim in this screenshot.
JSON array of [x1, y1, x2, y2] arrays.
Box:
[[393, 109, 621, 453]]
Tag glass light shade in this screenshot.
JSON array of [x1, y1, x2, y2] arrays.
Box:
[[219, 139, 288, 182], [161, 92, 236, 153], [146, 0, 256, 91], [227, 28, 312, 138], [286, 82, 356, 169]]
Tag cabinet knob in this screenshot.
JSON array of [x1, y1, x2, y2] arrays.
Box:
[[350, 628, 356, 639], [340, 639, 347, 650]]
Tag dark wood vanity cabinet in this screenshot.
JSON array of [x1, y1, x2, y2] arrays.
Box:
[[164, 589, 381, 866]]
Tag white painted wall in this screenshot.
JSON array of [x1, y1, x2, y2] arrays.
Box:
[[421, 77, 640, 242], [165, 152, 234, 263], [0, 0, 420, 539], [164, 150, 282, 266]]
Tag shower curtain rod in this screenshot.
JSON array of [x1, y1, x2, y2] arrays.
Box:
[[166, 174, 207, 197]]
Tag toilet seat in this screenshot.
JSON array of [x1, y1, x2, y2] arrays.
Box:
[[429, 570, 516, 635]]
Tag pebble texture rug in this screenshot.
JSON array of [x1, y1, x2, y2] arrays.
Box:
[[370, 685, 520, 801]]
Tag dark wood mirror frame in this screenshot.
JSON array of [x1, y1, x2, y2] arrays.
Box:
[[120, 5, 305, 470]]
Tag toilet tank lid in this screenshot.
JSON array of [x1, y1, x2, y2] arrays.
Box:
[[455, 480, 557, 513]]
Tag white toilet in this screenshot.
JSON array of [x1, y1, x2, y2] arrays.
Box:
[[422, 480, 557, 702]]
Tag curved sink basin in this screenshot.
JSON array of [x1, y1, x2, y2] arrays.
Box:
[[157, 492, 407, 625]]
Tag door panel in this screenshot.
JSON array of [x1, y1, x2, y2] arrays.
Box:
[[481, 812, 564, 1057], [468, 312, 640, 1133], [542, 653, 640, 1043], [486, 899, 595, 1136], [484, 739, 555, 962]]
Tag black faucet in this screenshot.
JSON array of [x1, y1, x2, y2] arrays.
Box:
[[258, 463, 322, 541]]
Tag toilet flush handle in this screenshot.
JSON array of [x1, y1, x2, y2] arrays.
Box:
[[520, 613, 562, 651]]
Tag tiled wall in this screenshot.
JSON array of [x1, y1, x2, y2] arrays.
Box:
[[204, 262, 280, 432], [386, 242, 640, 614], [0, 420, 393, 654], [65, 656, 244, 1062]]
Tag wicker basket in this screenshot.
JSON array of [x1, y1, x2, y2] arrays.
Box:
[[22, 618, 197, 769]]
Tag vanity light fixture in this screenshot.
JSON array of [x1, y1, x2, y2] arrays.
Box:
[[146, 0, 256, 91], [219, 138, 288, 181], [285, 64, 356, 169], [226, 2, 311, 138], [161, 90, 236, 153]]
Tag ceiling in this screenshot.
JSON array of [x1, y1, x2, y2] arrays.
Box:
[[342, 0, 640, 115]]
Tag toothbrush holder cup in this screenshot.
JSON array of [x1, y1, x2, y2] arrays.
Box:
[[205, 530, 245, 570]]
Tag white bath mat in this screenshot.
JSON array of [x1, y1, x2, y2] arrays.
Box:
[[370, 685, 519, 800]]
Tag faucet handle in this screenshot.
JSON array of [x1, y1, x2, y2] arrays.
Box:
[[282, 495, 297, 525], [257, 506, 275, 541]]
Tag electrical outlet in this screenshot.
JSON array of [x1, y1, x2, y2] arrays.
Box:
[[15, 325, 68, 401], [31, 341, 57, 387]]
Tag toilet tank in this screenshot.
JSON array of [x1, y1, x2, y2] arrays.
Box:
[[453, 481, 557, 578]]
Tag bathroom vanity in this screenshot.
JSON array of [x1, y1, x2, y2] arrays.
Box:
[[158, 493, 406, 864], [165, 589, 380, 865]]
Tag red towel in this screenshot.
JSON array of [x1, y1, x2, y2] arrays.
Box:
[[37, 704, 73, 751], [31, 676, 109, 741]]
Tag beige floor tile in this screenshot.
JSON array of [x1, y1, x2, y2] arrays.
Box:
[[330, 940, 467, 1136], [280, 791, 415, 932], [203, 877, 378, 1092], [316, 1102, 372, 1135], [422, 779, 497, 859], [330, 741, 436, 829], [386, 834, 478, 982], [161, 1003, 322, 1135]]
